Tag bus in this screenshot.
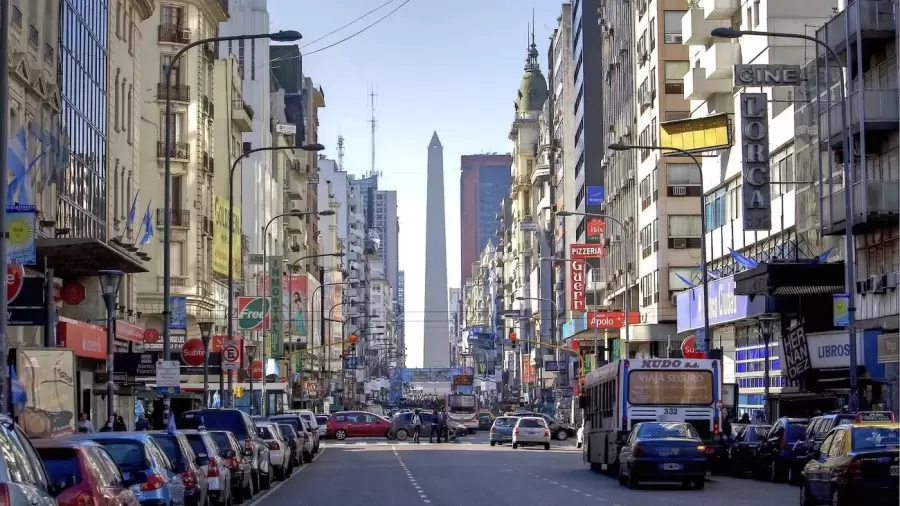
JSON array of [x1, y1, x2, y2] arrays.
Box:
[[446, 393, 480, 432], [580, 357, 723, 473]]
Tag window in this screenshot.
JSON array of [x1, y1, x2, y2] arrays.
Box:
[[704, 187, 727, 228], [161, 6, 182, 27], [665, 111, 690, 121], [160, 55, 181, 85], [649, 17, 656, 50], [667, 215, 702, 249], [664, 61, 689, 95], [667, 163, 701, 185], [663, 11, 685, 44], [120, 79, 127, 130], [856, 227, 900, 278], [752, 0, 760, 27], [669, 267, 701, 294], [113, 72, 120, 131], [164, 241, 185, 276], [172, 175, 184, 211], [238, 40, 245, 77], [127, 85, 133, 141], [116, 0, 122, 37], [113, 162, 120, 225], [770, 145, 795, 197]]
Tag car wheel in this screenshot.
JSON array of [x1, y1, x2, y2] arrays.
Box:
[[303, 450, 312, 462], [627, 469, 640, 489], [260, 469, 271, 490], [617, 465, 627, 486], [694, 478, 705, 490], [490, 441, 495, 447], [512, 443, 518, 449], [335, 429, 348, 440], [556, 430, 568, 441], [544, 443, 550, 450], [396, 429, 409, 441]]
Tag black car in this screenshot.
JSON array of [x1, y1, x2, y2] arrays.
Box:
[[727, 424, 771, 475], [755, 417, 810, 483], [616, 422, 708, 489]]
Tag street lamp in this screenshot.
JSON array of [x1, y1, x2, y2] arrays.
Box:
[[758, 315, 777, 422], [710, 27, 860, 414], [259, 209, 335, 414], [221, 148, 325, 408], [160, 29, 303, 421], [98, 269, 123, 431], [244, 341, 259, 415], [607, 143, 713, 354], [197, 320, 214, 408], [556, 210, 634, 357]]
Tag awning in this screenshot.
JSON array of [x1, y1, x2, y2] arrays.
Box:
[[734, 262, 845, 296], [36, 238, 148, 279]]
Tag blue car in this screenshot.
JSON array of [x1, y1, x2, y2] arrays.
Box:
[[617, 422, 708, 490], [489, 417, 518, 446], [64, 432, 187, 506]]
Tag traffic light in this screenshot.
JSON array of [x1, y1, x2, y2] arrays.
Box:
[[509, 331, 517, 349], [349, 334, 358, 354]]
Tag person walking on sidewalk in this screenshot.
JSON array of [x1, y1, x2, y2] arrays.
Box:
[[411, 409, 422, 443], [429, 408, 441, 443]]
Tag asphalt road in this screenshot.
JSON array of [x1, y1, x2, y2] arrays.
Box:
[[249, 433, 800, 506]]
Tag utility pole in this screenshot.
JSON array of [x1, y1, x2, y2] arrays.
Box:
[[368, 84, 377, 177], [0, 0, 10, 415]]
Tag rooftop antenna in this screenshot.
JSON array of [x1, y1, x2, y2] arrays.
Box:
[[337, 134, 345, 172], [368, 83, 379, 177]]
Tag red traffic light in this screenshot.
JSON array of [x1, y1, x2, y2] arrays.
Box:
[[349, 334, 358, 344], [509, 332, 517, 342]]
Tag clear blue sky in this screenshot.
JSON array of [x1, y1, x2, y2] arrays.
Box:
[[269, 0, 560, 367]]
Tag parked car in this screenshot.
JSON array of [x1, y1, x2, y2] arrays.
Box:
[[389, 412, 465, 441], [209, 430, 254, 503], [755, 417, 810, 483], [277, 424, 304, 467], [66, 432, 186, 505], [726, 424, 771, 476], [477, 412, 494, 431], [0, 417, 60, 505], [33, 439, 140, 506], [489, 416, 518, 446], [298, 419, 315, 462], [327, 411, 392, 440], [616, 422, 708, 489], [315, 416, 329, 439], [255, 422, 292, 480], [148, 431, 208, 506], [510, 411, 576, 441], [180, 409, 272, 491], [270, 412, 320, 455], [181, 430, 232, 506], [512, 416, 551, 450]]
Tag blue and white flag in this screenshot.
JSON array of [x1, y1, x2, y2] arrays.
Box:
[[140, 202, 154, 245], [6, 126, 32, 206], [728, 248, 759, 269], [125, 191, 139, 231], [10, 365, 27, 414], [675, 273, 696, 291], [166, 412, 177, 434]]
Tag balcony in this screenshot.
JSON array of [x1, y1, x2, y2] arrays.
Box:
[[818, 88, 899, 147], [821, 181, 900, 235], [158, 24, 191, 44], [157, 141, 190, 161], [684, 66, 731, 100], [701, 0, 739, 20], [286, 185, 302, 201], [817, 0, 895, 59], [682, 8, 727, 46], [202, 152, 214, 172], [157, 83, 190, 103], [156, 209, 191, 228], [701, 40, 739, 79], [232, 99, 254, 131]]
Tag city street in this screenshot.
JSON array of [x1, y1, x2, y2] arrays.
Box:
[[249, 433, 800, 506]]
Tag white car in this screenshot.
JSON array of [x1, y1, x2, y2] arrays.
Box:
[[255, 422, 292, 481], [182, 430, 233, 506], [512, 416, 551, 450], [576, 425, 584, 448]]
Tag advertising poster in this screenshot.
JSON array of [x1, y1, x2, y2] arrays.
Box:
[[306, 272, 321, 347], [285, 274, 308, 343], [6, 205, 36, 265], [212, 196, 242, 276], [16, 348, 76, 438]]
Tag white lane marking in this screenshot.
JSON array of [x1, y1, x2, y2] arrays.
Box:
[[393, 445, 432, 504], [244, 446, 325, 506]]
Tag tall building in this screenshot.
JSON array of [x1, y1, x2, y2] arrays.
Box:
[[376, 190, 400, 292], [571, 0, 605, 244], [459, 154, 512, 286], [397, 269, 406, 363], [423, 132, 450, 368]]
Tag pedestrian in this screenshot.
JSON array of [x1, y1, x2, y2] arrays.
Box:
[[439, 407, 448, 442], [76, 413, 94, 433], [114, 415, 127, 432], [135, 413, 150, 431], [739, 413, 751, 424], [429, 408, 440, 443], [411, 409, 422, 443]]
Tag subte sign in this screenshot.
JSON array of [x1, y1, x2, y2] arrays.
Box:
[[680, 335, 706, 359]]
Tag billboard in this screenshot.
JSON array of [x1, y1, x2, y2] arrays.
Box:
[[212, 196, 242, 276], [256, 274, 313, 346], [740, 93, 772, 230], [659, 113, 733, 154], [16, 348, 76, 438]]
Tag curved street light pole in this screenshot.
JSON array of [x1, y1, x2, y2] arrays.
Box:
[[607, 143, 713, 355], [161, 29, 301, 422], [556, 211, 633, 358], [517, 295, 559, 409], [710, 25, 860, 415]]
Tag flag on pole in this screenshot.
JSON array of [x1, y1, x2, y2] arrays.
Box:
[[6, 126, 31, 206], [140, 202, 154, 245], [125, 191, 139, 230]]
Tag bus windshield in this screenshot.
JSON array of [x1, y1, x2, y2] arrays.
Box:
[[447, 394, 476, 414], [627, 370, 713, 405]]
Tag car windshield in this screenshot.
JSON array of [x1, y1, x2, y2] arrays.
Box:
[[494, 418, 515, 427], [852, 427, 900, 451], [746, 426, 770, 441], [637, 423, 701, 440], [36, 448, 83, 487], [258, 426, 275, 439], [316, 416, 328, 425], [272, 418, 302, 432], [95, 441, 147, 472], [518, 418, 544, 428], [149, 435, 183, 463], [210, 433, 232, 451], [185, 435, 213, 457], [785, 423, 809, 441], [279, 425, 295, 437], [299, 414, 315, 426], [180, 411, 248, 438]]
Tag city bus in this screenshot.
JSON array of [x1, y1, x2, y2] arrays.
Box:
[[446, 393, 480, 432], [580, 358, 723, 473]]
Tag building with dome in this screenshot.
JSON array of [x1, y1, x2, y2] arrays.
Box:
[[500, 31, 548, 398]]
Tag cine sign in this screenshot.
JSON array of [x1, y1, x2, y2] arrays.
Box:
[[734, 64, 802, 87], [740, 93, 772, 231]]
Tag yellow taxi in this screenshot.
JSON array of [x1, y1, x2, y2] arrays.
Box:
[[800, 412, 898, 506]]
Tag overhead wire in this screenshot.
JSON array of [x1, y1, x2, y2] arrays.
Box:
[[302, 0, 413, 57], [298, 0, 395, 50]]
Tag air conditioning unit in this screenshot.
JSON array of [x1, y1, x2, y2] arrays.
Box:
[[887, 272, 900, 289], [664, 33, 683, 44], [180, 29, 191, 41], [672, 238, 688, 249], [871, 275, 887, 293], [671, 186, 688, 196], [641, 92, 653, 107]]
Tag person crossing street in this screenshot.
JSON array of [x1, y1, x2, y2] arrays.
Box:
[[411, 409, 422, 443], [429, 408, 441, 443]]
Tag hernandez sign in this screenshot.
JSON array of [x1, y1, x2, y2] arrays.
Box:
[[740, 93, 772, 230]]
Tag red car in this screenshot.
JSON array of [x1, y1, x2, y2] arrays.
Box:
[[326, 411, 391, 440], [33, 439, 140, 506]]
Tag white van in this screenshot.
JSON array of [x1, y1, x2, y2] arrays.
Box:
[[274, 410, 320, 454]]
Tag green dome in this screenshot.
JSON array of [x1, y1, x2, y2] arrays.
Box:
[[516, 43, 548, 112]]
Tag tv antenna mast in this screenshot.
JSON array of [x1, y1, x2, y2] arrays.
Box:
[[368, 83, 381, 177], [337, 134, 345, 172]]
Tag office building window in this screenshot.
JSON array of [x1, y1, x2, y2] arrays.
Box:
[[664, 61, 689, 94]]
